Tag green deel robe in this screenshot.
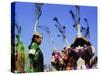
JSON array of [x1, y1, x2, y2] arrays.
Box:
[[16, 34, 29, 73], [29, 42, 44, 72]]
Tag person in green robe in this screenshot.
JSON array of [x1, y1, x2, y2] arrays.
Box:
[[29, 32, 44, 72], [16, 34, 29, 73]]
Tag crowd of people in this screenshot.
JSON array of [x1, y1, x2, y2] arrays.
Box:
[[10, 29, 98, 74], [51, 37, 97, 71], [12, 33, 97, 73]]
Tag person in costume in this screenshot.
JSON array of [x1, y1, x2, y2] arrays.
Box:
[[70, 36, 95, 69], [51, 48, 63, 71], [29, 32, 44, 72], [15, 34, 29, 73], [61, 47, 69, 70], [61, 47, 75, 70], [15, 23, 29, 73]]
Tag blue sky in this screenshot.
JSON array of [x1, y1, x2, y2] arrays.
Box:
[[13, 2, 97, 65]]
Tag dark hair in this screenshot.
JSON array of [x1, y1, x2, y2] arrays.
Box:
[[28, 35, 40, 49]]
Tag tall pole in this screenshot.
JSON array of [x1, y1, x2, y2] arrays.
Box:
[[53, 17, 70, 48], [34, 3, 43, 33], [75, 6, 81, 37]]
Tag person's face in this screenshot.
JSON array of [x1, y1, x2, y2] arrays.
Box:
[[35, 36, 42, 45]]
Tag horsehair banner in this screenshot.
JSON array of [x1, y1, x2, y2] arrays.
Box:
[[11, 2, 97, 73]]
